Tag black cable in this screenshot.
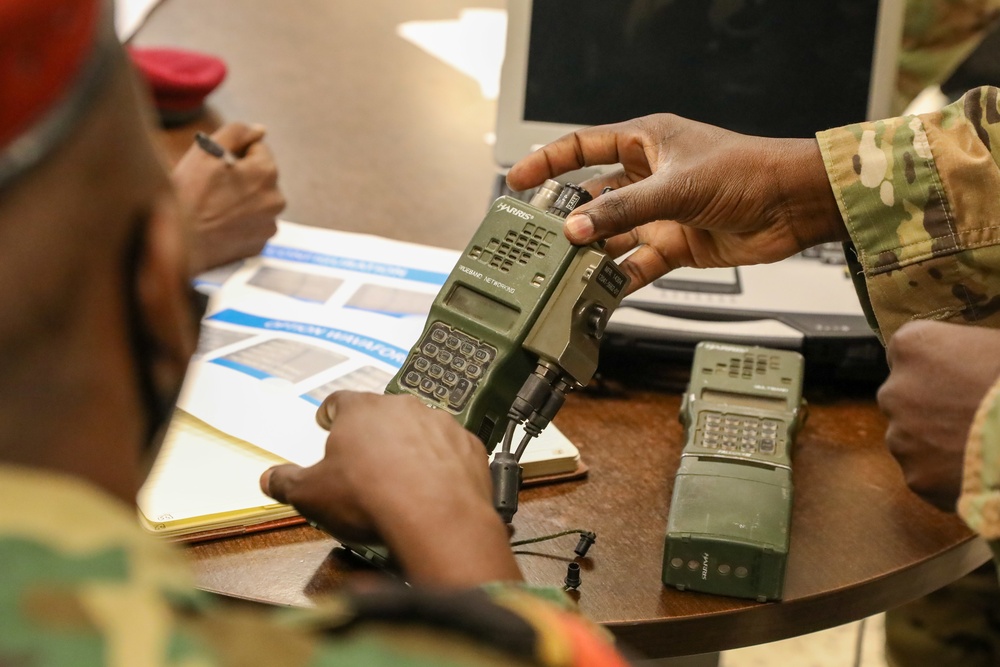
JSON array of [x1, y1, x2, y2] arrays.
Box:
[[501, 418, 517, 454], [512, 430, 535, 461], [852, 617, 866, 667], [512, 376, 570, 461], [510, 528, 597, 557], [510, 529, 586, 546]]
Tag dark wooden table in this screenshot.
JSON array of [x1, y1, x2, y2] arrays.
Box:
[[138, 1, 992, 659]]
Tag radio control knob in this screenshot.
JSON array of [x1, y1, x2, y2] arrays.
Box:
[[587, 304, 609, 339], [547, 183, 593, 218]]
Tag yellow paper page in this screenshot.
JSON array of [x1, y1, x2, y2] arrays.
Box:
[[137, 410, 291, 528]]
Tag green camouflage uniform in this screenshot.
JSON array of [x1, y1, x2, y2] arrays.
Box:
[[819, 86, 1000, 343], [896, 0, 1000, 112], [0, 464, 628, 667], [818, 85, 1000, 666], [881, 2, 1000, 664]]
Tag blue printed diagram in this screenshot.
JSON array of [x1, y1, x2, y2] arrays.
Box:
[[197, 309, 411, 408]]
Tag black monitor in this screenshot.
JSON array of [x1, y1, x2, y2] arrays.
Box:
[[496, 0, 904, 166]]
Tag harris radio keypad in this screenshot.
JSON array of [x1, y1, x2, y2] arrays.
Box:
[[401, 321, 496, 412], [696, 411, 784, 456]]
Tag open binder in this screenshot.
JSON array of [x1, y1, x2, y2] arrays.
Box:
[[138, 410, 585, 542]]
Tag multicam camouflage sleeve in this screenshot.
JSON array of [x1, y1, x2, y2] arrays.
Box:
[[960, 379, 1000, 562], [896, 0, 1000, 113], [817, 86, 1000, 344], [817, 86, 1000, 554], [0, 466, 630, 667]]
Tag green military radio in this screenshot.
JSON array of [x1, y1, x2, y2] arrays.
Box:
[[384, 180, 629, 522], [663, 341, 806, 602]]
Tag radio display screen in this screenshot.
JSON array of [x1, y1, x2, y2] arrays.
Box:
[[446, 284, 520, 332], [701, 389, 787, 411]]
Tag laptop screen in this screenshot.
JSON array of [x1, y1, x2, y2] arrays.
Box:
[[496, 0, 904, 166]]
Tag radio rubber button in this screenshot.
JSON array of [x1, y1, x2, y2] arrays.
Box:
[[449, 378, 473, 407]]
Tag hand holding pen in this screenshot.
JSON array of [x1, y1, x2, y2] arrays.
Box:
[[194, 130, 237, 166], [172, 122, 286, 275]]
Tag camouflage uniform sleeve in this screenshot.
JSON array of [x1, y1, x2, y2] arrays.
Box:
[[958, 377, 1000, 563], [896, 0, 1000, 113], [0, 466, 630, 667], [816, 85, 1000, 345], [292, 583, 631, 667]]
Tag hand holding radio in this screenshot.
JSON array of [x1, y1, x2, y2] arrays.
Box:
[[385, 181, 629, 522], [879, 321, 1000, 511], [505, 113, 847, 292], [260, 391, 522, 586]]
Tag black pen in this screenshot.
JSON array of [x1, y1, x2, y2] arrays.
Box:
[[194, 131, 236, 167]]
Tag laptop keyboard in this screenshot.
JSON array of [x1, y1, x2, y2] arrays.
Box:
[[798, 242, 847, 265]]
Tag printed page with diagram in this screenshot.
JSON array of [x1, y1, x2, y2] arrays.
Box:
[[139, 222, 583, 539]]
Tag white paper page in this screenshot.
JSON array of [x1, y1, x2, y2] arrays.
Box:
[[138, 410, 287, 523], [220, 221, 459, 319], [183, 221, 578, 473], [115, 0, 164, 41], [179, 290, 424, 466]]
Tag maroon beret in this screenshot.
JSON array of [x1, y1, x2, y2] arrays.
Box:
[[129, 46, 227, 126]]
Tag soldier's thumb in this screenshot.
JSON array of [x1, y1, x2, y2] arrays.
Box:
[[564, 180, 671, 245], [260, 463, 304, 504]]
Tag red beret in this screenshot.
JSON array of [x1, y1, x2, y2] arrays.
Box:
[[129, 46, 227, 126], [0, 0, 101, 150], [0, 0, 115, 189]]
